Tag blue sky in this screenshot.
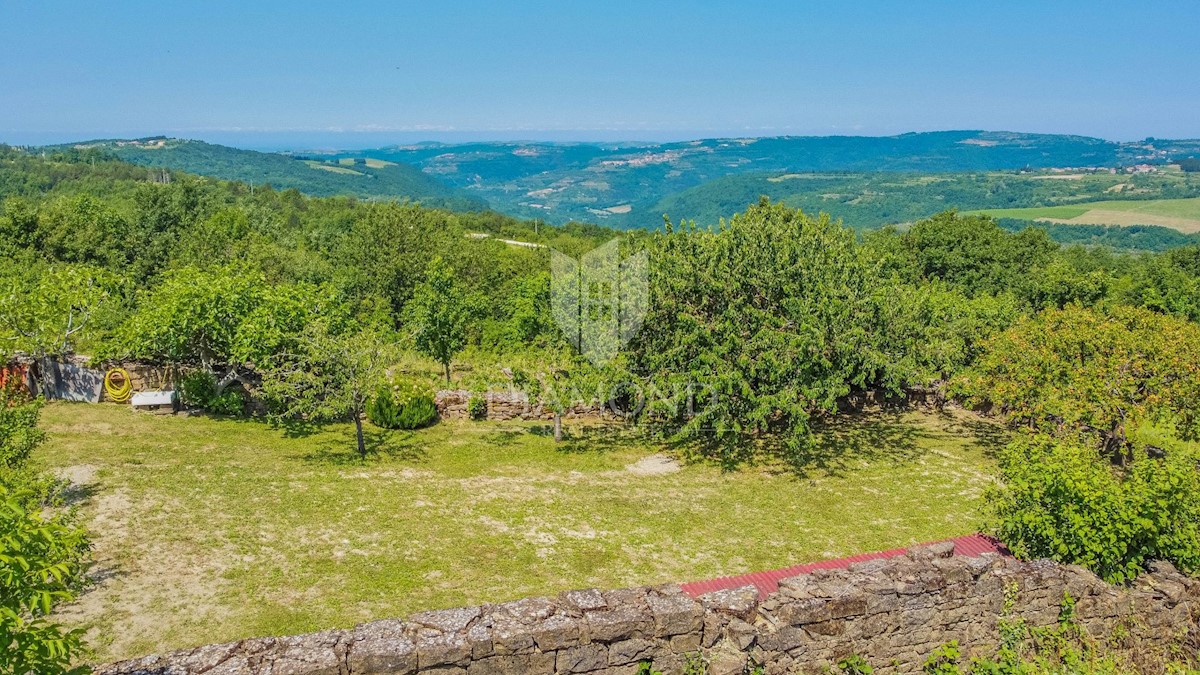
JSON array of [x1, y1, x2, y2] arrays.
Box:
[[2, 1, 1198, 147]]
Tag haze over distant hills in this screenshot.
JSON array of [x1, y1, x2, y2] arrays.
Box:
[[37, 131, 1200, 230]]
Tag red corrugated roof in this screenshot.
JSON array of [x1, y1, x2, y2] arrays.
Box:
[[680, 533, 1006, 599]]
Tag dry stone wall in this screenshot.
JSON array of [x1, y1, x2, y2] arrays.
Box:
[[98, 544, 1198, 675], [436, 390, 612, 422]]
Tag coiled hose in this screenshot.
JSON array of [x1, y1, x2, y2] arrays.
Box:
[[104, 368, 133, 403]]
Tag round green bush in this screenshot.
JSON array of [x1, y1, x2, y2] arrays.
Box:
[[368, 379, 438, 430], [178, 370, 218, 409]]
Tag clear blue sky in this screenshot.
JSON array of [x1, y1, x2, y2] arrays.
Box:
[[2, 1, 1198, 147]]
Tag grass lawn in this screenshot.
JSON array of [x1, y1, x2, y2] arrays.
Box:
[[36, 403, 1002, 663]]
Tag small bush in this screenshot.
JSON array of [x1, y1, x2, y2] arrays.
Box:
[[467, 395, 487, 420], [209, 390, 246, 417], [368, 378, 438, 430], [179, 370, 218, 409]]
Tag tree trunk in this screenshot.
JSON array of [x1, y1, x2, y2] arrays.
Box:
[[354, 413, 366, 459], [554, 412, 562, 442], [443, 361, 451, 384]]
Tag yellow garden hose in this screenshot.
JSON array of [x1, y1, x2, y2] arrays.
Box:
[[104, 368, 133, 403]]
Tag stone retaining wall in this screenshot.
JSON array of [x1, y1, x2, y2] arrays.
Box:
[[436, 390, 613, 422], [97, 544, 1198, 675]]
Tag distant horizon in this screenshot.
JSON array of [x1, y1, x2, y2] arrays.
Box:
[[5, 127, 1199, 154]]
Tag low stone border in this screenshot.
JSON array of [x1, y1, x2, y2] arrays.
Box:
[[98, 544, 1198, 674]]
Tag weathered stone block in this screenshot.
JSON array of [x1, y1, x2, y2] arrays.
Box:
[[586, 605, 652, 643], [698, 585, 759, 622], [774, 596, 831, 626], [531, 613, 583, 651], [465, 652, 554, 675], [561, 588, 607, 613], [416, 632, 471, 669], [351, 620, 417, 674], [607, 638, 660, 665], [555, 643, 608, 673], [646, 591, 703, 636]]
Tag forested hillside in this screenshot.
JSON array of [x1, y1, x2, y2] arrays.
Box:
[[343, 131, 1195, 225], [60, 138, 486, 211]]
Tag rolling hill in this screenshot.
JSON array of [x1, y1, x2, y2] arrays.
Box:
[[340, 131, 1196, 226], [64, 138, 486, 211]]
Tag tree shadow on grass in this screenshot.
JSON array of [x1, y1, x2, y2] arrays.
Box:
[[267, 417, 324, 439], [947, 413, 1011, 458], [526, 423, 636, 454], [663, 410, 927, 478], [797, 411, 925, 477], [480, 429, 525, 447], [293, 428, 429, 466]]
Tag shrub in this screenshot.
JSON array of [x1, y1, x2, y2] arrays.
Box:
[[367, 378, 438, 430], [988, 433, 1200, 583], [178, 370, 218, 409], [209, 390, 245, 417], [467, 395, 487, 420]]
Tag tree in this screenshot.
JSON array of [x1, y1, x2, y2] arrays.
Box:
[[260, 324, 394, 458], [629, 199, 892, 467], [902, 211, 1057, 299], [0, 263, 117, 398], [511, 353, 601, 442], [956, 305, 1200, 460], [409, 257, 470, 383]]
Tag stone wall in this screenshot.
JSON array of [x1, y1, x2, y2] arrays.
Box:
[[436, 390, 613, 422], [97, 545, 1198, 675]]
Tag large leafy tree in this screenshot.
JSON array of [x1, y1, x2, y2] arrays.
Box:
[[0, 263, 115, 360], [630, 199, 892, 466], [957, 304, 1200, 459], [902, 211, 1057, 298], [0, 262, 117, 398], [107, 266, 337, 370], [409, 257, 471, 383]]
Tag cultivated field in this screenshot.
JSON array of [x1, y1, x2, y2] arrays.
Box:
[[972, 197, 1200, 232], [37, 403, 1002, 663]]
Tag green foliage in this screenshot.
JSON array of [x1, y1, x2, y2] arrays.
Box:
[[0, 388, 44, 474], [987, 433, 1200, 583], [903, 212, 1058, 299], [208, 390, 246, 417], [409, 256, 471, 382], [1180, 158, 1200, 173], [923, 641, 962, 675], [0, 262, 117, 359], [0, 375, 91, 674], [467, 395, 487, 421], [0, 486, 91, 675], [956, 305, 1200, 456], [632, 199, 898, 466], [106, 266, 335, 367], [366, 378, 438, 431], [178, 370, 218, 409], [261, 324, 396, 457], [835, 654, 874, 675]]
